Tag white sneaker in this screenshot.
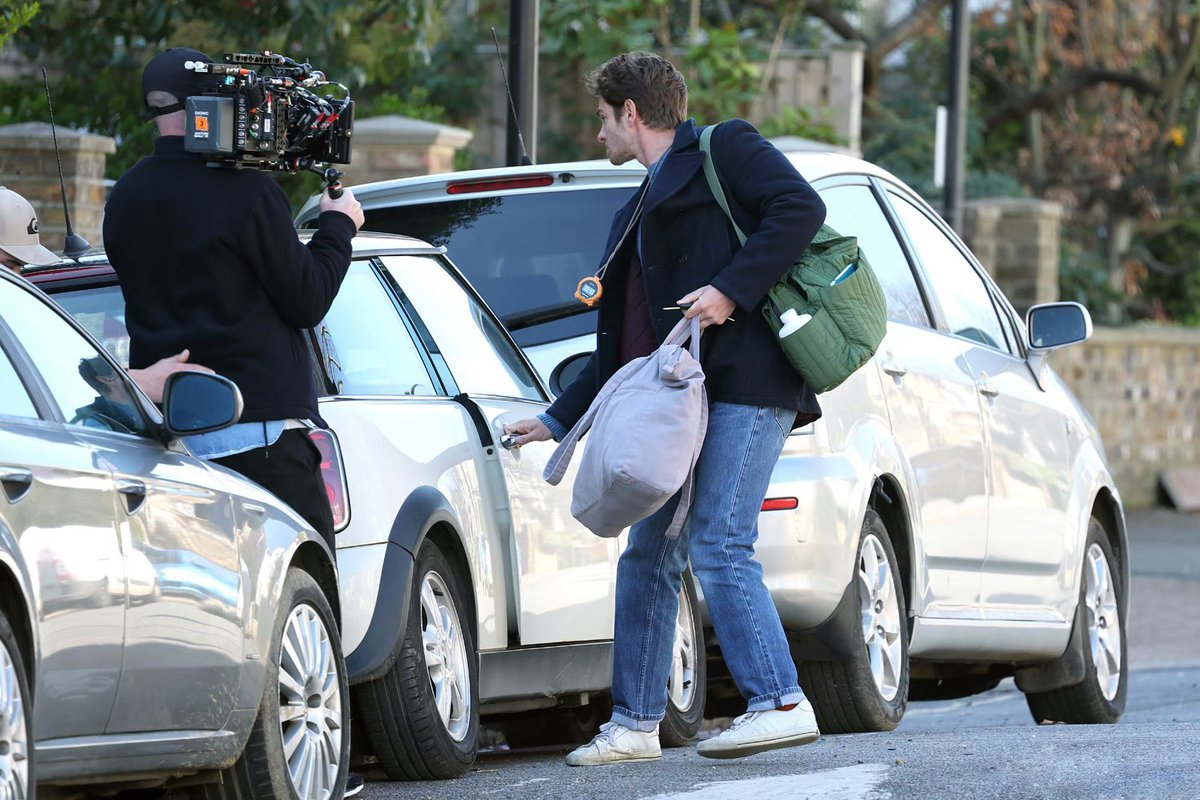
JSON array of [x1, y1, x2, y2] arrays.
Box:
[[696, 699, 821, 759], [565, 721, 662, 766]]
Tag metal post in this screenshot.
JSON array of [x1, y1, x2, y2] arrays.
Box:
[[944, 0, 969, 232], [506, 0, 538, 166]]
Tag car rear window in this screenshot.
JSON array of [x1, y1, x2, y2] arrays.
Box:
[[362, 188, 631, 347], [49, 283, 131, 366]]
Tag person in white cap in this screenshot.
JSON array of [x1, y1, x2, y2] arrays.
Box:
[[0, 184, 212, 401], [0, 185, 58, 270]]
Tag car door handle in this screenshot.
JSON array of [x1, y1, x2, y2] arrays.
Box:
[[880, 359, 907, 378], [976, 379, 1000, 397], [0, 469, 33, 503], [241, 502, 267, 517], [116, 479, 148, 515], [499, 433, 520, 450]]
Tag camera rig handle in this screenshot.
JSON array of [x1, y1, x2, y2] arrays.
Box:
[[302, 160, 344, 199]]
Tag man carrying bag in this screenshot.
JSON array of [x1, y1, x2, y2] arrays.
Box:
[[504, 51, 826, 763]]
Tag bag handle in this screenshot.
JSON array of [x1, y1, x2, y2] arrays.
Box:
[[699, 124, 748, 248], [542, 315, 702, 487]]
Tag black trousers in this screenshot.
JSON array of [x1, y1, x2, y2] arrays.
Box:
[[214, 428, 336, 552]]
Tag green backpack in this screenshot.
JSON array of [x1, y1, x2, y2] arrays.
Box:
[[699, 125, 888, 393]]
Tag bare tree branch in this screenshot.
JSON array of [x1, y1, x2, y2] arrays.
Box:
[[871, 0, 951, 61], [986, 69, 1162, 127]]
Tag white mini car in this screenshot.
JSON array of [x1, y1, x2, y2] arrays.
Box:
[[296, 151, 1130, 737]]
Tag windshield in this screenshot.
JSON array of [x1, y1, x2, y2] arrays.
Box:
[[362, 188, 631, 346]]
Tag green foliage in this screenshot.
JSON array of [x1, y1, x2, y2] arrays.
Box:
[[1134, 221, 1200, 325], [0, 1, 37, 48], [759, 105, 846, 146], [682, 24, 763, 124]]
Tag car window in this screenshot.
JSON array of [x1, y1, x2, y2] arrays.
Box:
[[0, 338, 37, 419], [381, 254, 543, 401], [50, 283, 131, 366], [363, 188, 630, 347], [321, 260, 439, 396], [0, 280, 149, 435], [888, 193, 1011, 353], [818, 183, 931, 327]]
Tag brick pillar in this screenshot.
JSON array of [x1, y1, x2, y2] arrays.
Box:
[[0, 122, 114, 248], [963, 198, 1062, 315], [338, 115, 474, 187]]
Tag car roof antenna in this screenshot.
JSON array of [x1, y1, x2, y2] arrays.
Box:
[[491, 26, 531, 167], [42, 67, 90, 260]]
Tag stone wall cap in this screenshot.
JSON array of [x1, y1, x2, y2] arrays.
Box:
[[1091, 324, 1200, 346], [0, 121, 116, 153], [351, 115, 473, 148], [965, 196, 1064, 218]]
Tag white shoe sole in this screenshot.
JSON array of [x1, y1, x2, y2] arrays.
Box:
[[565, 751, 662, 767], [696, 730, 820, 759]]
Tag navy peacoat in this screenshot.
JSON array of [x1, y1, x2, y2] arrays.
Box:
[[547, 118, 827, 431]]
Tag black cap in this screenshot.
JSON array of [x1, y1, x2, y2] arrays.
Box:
[[141, 47, 220, 106]]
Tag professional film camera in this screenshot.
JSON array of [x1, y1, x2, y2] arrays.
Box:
[[183, 51, 353, 191]]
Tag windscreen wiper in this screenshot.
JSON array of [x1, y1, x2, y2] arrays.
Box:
[[503, 301, 596, 331]]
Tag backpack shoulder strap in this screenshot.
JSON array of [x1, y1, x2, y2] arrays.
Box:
[[698, 124, 748, 247]]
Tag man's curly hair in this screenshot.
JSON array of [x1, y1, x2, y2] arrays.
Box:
[[585, 51, 688, 130]]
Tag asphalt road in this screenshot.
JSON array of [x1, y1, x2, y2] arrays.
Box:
[[360, 508, 1200, 800]]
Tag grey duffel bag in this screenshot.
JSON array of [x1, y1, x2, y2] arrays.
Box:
[[543, 316, 707, 539]]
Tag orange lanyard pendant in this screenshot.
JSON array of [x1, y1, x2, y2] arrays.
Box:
[[575, 276, 604, 307]]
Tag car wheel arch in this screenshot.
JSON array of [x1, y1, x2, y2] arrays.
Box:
[[869, 475, 915, 628], [0, 561, 35, 692], [289, 539, 342, 625], [346, 486, 477, 685]]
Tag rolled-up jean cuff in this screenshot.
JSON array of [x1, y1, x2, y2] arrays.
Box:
[[746, 688, 806, 713], [611, 706, 663, 733]]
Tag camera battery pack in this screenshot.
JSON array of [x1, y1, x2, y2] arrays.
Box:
[[185, 96, 236, 156]]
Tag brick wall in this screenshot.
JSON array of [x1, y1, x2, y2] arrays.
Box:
[[1051, 327, 1200, 508]]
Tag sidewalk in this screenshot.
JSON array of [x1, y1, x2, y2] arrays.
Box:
[[1126, 506, 1199, 669]]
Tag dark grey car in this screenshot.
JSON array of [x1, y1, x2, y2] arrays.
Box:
[[0, 268, 349, 799]]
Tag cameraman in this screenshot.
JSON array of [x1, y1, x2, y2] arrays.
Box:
[[105, 50, 365, 796]]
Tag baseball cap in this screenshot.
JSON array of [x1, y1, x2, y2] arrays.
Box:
[[141, 47, 221, 106], [0, 187, 58, 265]]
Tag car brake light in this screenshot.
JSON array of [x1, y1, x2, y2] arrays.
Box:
[[761, 497, 798, 512], [308, 429, 350, 532], [446, 175, 555, 194]]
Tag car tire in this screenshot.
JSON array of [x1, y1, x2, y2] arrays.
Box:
[[1024, 516, 1127, 724], [357, 539, 478, 780], [202, 568, 349, 800], [0, 609, 32, 800], [659, 571, 706, 747], [798, 508, 909, 733]]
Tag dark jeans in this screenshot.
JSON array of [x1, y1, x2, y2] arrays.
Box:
[[214, 428, 336, 552]]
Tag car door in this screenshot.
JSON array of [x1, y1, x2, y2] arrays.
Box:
[[380, 254, 621, 646], [0, 276, 127, 739], [3, 275, 244, 732], [817, 179, 990, 618], [886, 192, 1072, 622]]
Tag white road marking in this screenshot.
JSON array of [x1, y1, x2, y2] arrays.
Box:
[[640, 763, 891, 800], [482, 777, 551, 794]]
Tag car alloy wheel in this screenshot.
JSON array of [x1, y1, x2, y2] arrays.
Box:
[[668, 586, 698, 713], [860, 531, 904, 702], [420, 570, 471, 743], [279, 603, 344, 800], [0, 633, 30, 800], [357, 539, 479, 780], [1023, 516, 1127, 724], [1084, 542, 1122, 702]]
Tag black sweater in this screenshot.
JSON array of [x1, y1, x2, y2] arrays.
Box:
[[104, 136, 356, 423]]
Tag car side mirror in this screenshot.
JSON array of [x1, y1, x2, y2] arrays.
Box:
[[162, 372, 244, 437], [1026, 302, 1093, 351]]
